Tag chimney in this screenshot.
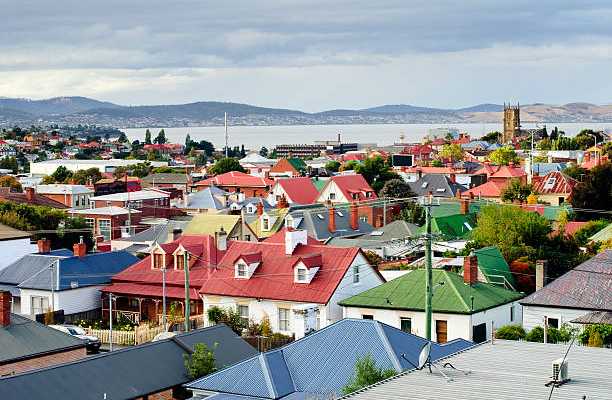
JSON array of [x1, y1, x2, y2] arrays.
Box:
[[37, 238, 51, 254], [0, 291, 11, 327], [168, 228, 182, 243], [25, 187, 35, 202], [417, 168, 423, 180], [328, 206, 336, 233], [278, 195, 288, 209], [536, 260, 548, 290], [460, 199, 469, 214], [350, 203, 359, 231], [463, 255, 478, 285], [449, 173, 456, 184], [73, 236, 87, 258], [256, 201, 264, 216], [285, 228, 308, 255], [216, 227, 227, 251]]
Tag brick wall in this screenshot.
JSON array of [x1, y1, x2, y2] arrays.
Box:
[[0, 347, 87, 377]]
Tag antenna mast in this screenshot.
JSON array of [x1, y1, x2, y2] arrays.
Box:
[[224, 112, 228, 158]]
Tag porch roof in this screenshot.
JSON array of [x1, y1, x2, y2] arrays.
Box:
[[101, 282, 200, 300]]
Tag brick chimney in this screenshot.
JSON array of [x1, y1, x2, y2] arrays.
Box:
[[73, 236, 87, 258], [536, 260, 548, 290], [256, 201, 264, 216], [278, 195, 289, 209], [463, 255, 478, 285], [460, 199, 469, 214], [37, 238, 51, 254], [0, 290, 11, 327], [25, 187, 35, 202], [449, 173, 456, 184], [350, 203, 359, 231], [328, 206, 336, 233]]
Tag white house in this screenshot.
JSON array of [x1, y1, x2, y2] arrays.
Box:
[[0, 224, 37, 271], [266, 177, 320, 206], [316, 174, 377, 204], [200, 229, 384, 338], [340, 256, 524, 343], [521, 252, 612, 331]]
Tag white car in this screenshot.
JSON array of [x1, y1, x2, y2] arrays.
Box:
[[49, 325, 101, 353]]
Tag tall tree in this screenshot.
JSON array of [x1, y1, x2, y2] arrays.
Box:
[[501, 179, 534, 203], [259, 146, 269, 157], [209, 157, 246, 175], [154, 129, 167, 144], [144, 129, 152, 145], [379, 178, 415, 198], [571, 162, 612, 219], [354, 156, 399, 193], [439, 144, 463, 162], [489, 146, 520, 165]]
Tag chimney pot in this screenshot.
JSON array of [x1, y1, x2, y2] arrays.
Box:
[[73, 241, 87, 258], [256, 201, 264, 216], [450, 173, 456, 184], [463, 255, 478, 285], [328, 206, 336, 233], [0, 291, 11, 327], [37, 238, 51, 254], [350, 203, 359, 231], [25, 187, 35, 202], [536, 260, 548, 290], [216, 227, 228, 251]]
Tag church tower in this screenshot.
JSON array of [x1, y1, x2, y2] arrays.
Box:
[[503, 103, 520, 143]]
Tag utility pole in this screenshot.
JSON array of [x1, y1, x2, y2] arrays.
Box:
[[109, 294, 114, 352], [50, 260, 58, 313], [126, 174, 131, 234], [421, 194, 438, 341], [184, 251, 190, 332], [224, 112, 228, 158], [162, 266, 167, 331], [383, 198, 387, 227]]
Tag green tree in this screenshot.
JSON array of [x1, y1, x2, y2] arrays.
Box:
[[325, 160, 341, 173], [341, 354, 396, 395], [206, 306, 245, 335], [185, 133, 191, 149], [573, 220, 610, 246], [400, 201, 425, 225], [144, 129, 152, 145], [495, 325, 526, 340], [259, 146, 269, 157], [562, 164, 588, 181], [430, 159, 443, 167], [571, 162, 612, 220], [0, 175, 22, 191], [71, 168, 102, 185], [481, 131, 501, 144], [0, 156, 19, 174], [489, 146, 520, 165], [42, 165, 73, 184], [500, 179, 534, 203], [209, 157, 246, 175], [117, 132, 129, 143], [379, 178, 415, 199], [439, 144, 463, 162], [154, 129, 167, 144], [354, 156, 400, 193], [184, 343, 217, 379]]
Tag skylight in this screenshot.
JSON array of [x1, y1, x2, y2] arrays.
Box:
[[463, 222, 473, 230], [544, 177, 556, 189], [370, 231, 384, 236], [337, 211, 344, 217], [436, 188, 445, 192], [421, 182, 428, 188], [317, 214, 324, 220]]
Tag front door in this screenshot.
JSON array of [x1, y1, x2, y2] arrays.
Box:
[[436, 320, 448, 343]]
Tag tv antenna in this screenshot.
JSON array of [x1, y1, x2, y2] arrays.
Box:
[[401, 342, 471, 382]]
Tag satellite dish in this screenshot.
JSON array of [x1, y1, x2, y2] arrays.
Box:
[[418, 342, 431, 369]]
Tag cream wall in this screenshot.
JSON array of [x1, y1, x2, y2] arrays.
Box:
[[522, 305, 588, 331], [316, 181, 348, 204]]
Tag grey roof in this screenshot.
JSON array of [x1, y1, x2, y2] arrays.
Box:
[[0, 253, 64, 291], [520, 250, 612, 311], [570, 310, 612, 325], [0, 313, 85, 364], [0, 324, 258, 400], [288, 205, 374, 241], [120, 220, 189, 243], [185, 186, 228, 210], [342, 340, 612, 400], [328, 220, 419, 249], [408, 175, 467, 198], [141, 173, 189, 185]]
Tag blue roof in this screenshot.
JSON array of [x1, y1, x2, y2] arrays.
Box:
[[18, 251, 139, 291], [532, 162, 567, 176], [186, 318, 473, 399]]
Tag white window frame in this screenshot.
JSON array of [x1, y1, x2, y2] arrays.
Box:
[[353, 265, 360, 284], [31, 295, 50, 316], [98, 218, 112, 241], [238, 304, 249, 325], [296, 267, 307, 283], [278, 308, 290, 331], [262, 217, 270, 231], [236, 262, 248, 278]]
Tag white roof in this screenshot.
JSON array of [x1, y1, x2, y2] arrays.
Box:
[[91, 189, 169, 201], [239, 152, 276, 165], [345, 340, 612, 400], [70, 206, 141, 216], [36, 184, 93, 195]]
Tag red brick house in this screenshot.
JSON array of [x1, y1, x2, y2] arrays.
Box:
[[268, 158, 307, 178], [195, 171, 273, 197], [70, 206, 143, 241], [0, 187, 68, 209]]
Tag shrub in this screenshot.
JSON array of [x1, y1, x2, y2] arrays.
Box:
[[495, 325, 526, 340], [579, 324, 612, 346], [588, 331, 604, 348], [206, 306, 245, 335], [525, 326, 544, 342], [342, 354, 396, 395], [184, 343, 217, 379]]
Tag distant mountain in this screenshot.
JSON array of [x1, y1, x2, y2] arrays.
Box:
[[1, 97, 611, 127]]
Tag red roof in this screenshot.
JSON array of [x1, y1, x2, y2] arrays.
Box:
[[402, 144, 433, 156], [200, 241, 361, 304], [276, 177, 319, 205], [490, 165, 526, 179], [0, 188, 69, 208], [462, 180, 507, 198], [342, 153, 366, 162], [531, 171, 578, 195], [473, 163, 499, 178], [101, 282, 200, 299], [324, 174, 377, 202], [196, 171, 273, 188], [562, 221, 589, 237], [431, 138, 446, 146]]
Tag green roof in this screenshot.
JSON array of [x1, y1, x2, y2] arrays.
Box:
[[339, 269, 523, 314], [473, 246, 516, 290], [288, 158, 307, 171], [589, 223, 612, 243], [430, 201, 483, 218], [184, 214, 241, 235], [311, 178, 327, 192], [418, 213, 477, 240]]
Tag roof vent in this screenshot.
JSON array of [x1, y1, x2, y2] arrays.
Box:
[[551, 358, 569, 383]]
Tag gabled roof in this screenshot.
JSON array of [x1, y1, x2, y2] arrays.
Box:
[[589, 222, 612, 242], [185, 319, 473, 399], [196, 171, 273, 188], [275, 177, 319, 205], [461, 180, 507, 198], [473, 246, 516, 289], [246, 209, 289, 239], [0, 189, 68, 208], [0, 313, 86, 364], [340, 269, 523, 314], [520, 250, 612, 311], [0, 324, 257, 400], [288, 206, 374, 241], [320, 175, 377, 202], [531, 171, 578, 195], [184, 186, 228, 210], [408, 175, 466, 197], [184, 214, 241, 235], [489, 165, 526, 179], [199, 240, 363, 304]]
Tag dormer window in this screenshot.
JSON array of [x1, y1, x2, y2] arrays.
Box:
[[236, 262, 247, 278], [352, 193, 359, 200], [176, 253, 187, 270], [365, 191, 373, 198], [153, 253, 164, 269], [262, 217, 270, 231], [296, 267, 307, 282], [329, 193, 336, 200]]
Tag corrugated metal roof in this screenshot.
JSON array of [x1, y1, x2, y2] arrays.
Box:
[[184, 214, 241, 235], [474, 246, 516, 289], [276, 177, 320, 205], [342, 340, 612, 400]]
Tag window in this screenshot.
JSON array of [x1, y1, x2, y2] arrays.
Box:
[[31, 296, 49, 316], [153, 253, 164, 269], [85, 218, 95, 229], [360, 216, 368, 222], [129, 298, 139, 308], [329, 192, 336, 200], [244, 234, 251, 241], [296, 268, 307, 282], [278, 308, 290, 331], [99, 219, 111, 241], [547, 317, 559, 329], [544, 177, 556, 189], [176, 253, 186, 270], [238, 305, 249, 325], [400, 317, 412, 333], [262, 217, 270, 231], [353, 265, 360, 283], [362, 314, 373, 320], [352, 193, 359, 200], [510, 305, 514, 322], [236, 262, 247, 278], [558, 197, 565, 204]]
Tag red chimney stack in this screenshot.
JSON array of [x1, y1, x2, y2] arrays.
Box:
[[460, 199, 469, 215], [328, 206, 336, 233], [350, 203, 359, 231], [37, 238, 51, 254], [0, 291, 11, 327], [463, 255, 478, 285], [256, 201, 264, 216], [25, 187, 35, 202], [73, 237, 87, 258]]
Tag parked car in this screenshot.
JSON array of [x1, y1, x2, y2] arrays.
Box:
[[49, 325, 101, 353]]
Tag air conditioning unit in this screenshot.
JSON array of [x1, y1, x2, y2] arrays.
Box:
[[552, 358, 569, 382]]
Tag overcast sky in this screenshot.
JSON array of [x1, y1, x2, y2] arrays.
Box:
[[1, 0, 612, 111]]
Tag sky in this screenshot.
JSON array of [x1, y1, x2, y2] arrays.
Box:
[[1, 0, 612, 112]]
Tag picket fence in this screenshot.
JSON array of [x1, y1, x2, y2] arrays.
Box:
[[84, 324, 166, 346]]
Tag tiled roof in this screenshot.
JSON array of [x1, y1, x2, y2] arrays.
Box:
[[520, 250, 612, 310], [340, 269, 523, 314], [186, 319, 473, 398], [531, 171, 578, 195], [0, 189, 68, 208], [200, 240, 362, 304], [276, 177, 319, 205], [195, 171, 273, 188], [322, 175, 377, 202]]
